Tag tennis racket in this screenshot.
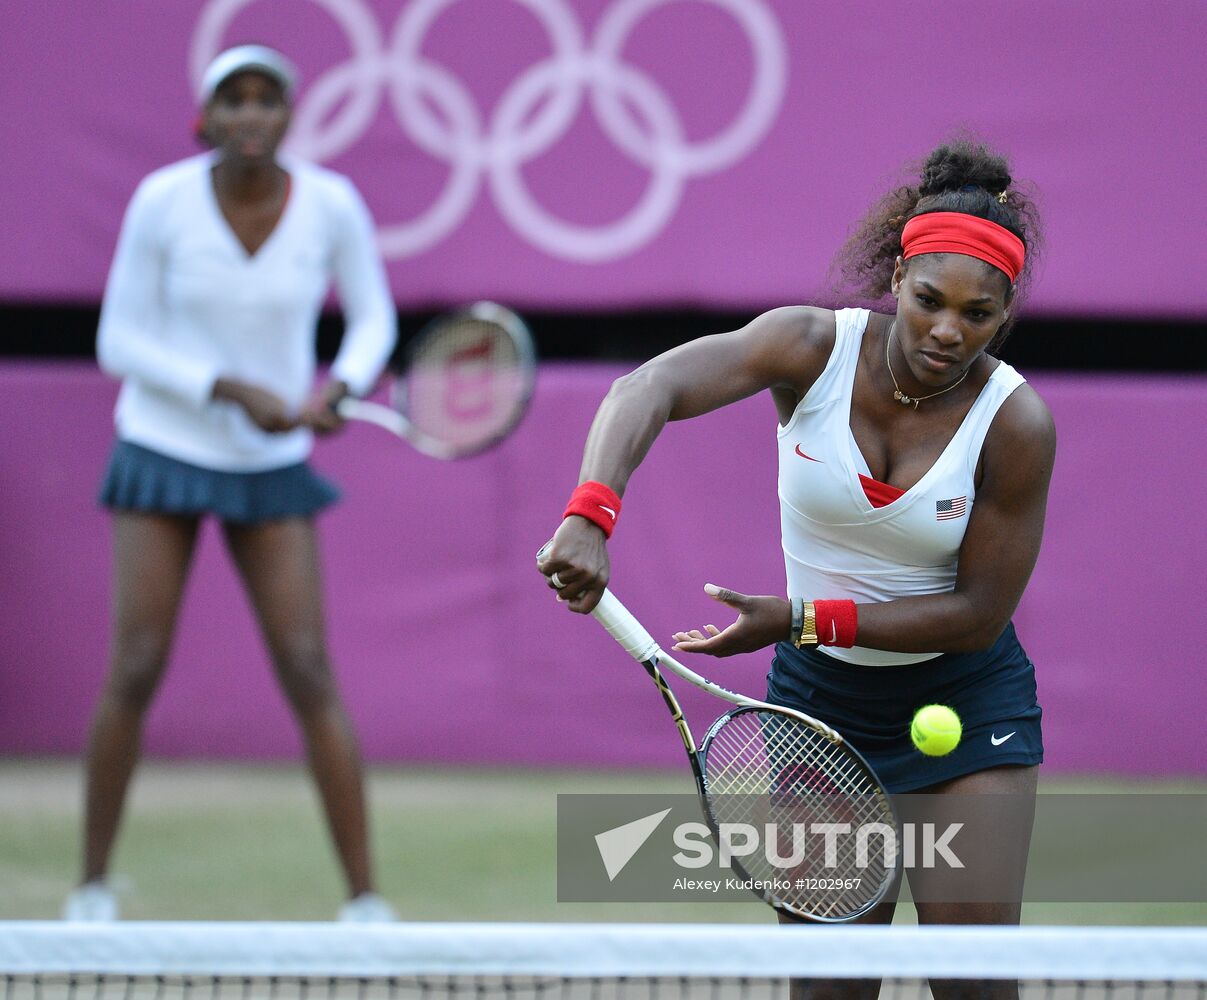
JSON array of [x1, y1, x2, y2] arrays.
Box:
[[337, 302, 536, 459], [561, 572, 900, 922]]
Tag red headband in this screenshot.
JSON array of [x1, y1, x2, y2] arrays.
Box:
[[901, 211, 1026, 282]]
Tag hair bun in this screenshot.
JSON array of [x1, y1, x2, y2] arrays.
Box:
[[918, 140, 1012, 197]]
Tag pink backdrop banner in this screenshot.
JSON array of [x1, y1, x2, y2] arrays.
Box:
[[1, 0, 1204, 315], [1, 362, 1204, 776]]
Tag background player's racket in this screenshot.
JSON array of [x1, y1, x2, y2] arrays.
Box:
[[548, 566, 899, 922], [338, 302, 536, 459]]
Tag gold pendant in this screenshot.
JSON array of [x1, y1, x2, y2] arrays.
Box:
[[893, 390, 914, 406]]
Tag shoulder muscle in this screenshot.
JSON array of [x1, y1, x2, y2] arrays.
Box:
[[628, 306, 836, 422], [981, 382, 1056, 505], [739, 306, 836, 392]]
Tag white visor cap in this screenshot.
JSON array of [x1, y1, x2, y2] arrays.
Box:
[[199, 45, 297, 103]]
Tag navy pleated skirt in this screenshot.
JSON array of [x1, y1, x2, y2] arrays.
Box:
[[99, 440, 340, 524], [767, 623, 1043, 793]]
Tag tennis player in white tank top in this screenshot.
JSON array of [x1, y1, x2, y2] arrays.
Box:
[[540, 140, 1056, 957]]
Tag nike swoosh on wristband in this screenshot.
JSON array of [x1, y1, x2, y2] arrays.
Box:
[[599, 506, 616, 520], [990, 732, 1016, 746], [828, 621, 837, 644], [794, 444, 822, 462]]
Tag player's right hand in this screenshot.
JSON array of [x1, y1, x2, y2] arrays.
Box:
[[537, 517, 610, 614], [300, 379, 349, 435]]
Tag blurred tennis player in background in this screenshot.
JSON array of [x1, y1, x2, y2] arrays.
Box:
[[64, 45, 397, 923], [541, 139, 1053, 946]]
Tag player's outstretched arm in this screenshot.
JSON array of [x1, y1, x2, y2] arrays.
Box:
[[539, 307, 836, 613]]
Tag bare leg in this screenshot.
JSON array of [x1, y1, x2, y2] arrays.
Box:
[[912, 765, 1039, 1000], [781, 890, 898, 1000], [222, 517, 374, 899], [80, 511, 200, 883]]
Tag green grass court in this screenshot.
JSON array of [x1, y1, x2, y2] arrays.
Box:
[[2, 759, 1202, 925]]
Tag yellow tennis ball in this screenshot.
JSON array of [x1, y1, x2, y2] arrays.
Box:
[[911, 704, 962, 757]]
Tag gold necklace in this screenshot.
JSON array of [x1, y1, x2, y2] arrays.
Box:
[[885, 325, 969, 409]]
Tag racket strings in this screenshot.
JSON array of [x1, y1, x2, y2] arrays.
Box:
[[400, 316, 530, 450], [701, 709, 896, 919]]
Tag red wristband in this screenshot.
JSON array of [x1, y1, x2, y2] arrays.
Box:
[[563, 481, 622, 538], [814, 599, 858, 647]]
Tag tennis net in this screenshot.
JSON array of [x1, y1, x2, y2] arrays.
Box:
[[1, 923, 1204, 999]]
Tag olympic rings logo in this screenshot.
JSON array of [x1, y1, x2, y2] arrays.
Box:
[[191, 0, 787, 262]]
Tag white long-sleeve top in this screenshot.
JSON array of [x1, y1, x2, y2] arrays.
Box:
[[97, 152, 396, 471]]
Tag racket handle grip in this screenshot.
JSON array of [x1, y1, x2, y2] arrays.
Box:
[[592, 590, 661, 663], [535, 545, 661, 662]]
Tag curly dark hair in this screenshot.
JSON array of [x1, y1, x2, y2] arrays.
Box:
[[830, 138, 1043, 348]]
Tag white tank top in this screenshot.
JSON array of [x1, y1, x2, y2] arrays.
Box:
[[777, 308, 1025, 666]]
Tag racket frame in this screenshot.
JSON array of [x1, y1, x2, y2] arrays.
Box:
[[590, 588, 900, 922], [337, 301, 536, 459]]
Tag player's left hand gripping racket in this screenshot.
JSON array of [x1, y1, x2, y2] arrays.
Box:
[[546, 565, 900, 921], [338, 301, 536, 459]]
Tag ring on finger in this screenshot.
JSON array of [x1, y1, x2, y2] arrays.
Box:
[[550, 571, 566, 589]]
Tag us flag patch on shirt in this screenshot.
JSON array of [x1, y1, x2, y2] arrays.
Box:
[[936, 496, 967, 520]]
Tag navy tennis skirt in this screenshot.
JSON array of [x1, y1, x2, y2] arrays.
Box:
[[99, 440, 340, 524], [767, 624, 1042, 793]]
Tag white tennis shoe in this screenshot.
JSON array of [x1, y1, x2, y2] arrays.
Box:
[[62, 882, 119, 922], [337, 892, 397, 923]]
